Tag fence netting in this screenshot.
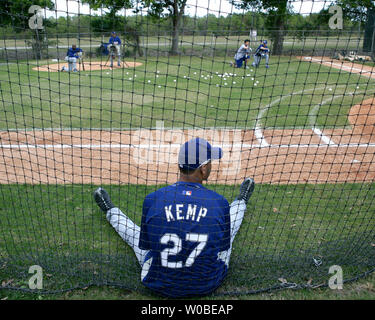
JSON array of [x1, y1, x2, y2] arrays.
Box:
[[0, 0, 374, 296]]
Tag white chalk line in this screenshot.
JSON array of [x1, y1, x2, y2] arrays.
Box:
[[312, 128, 336, 146], [256, 85, 372, 148], [255, 85, 334, 147], [309, 57, 375, 76]]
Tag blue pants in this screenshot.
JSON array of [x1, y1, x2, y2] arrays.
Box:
[[235, 56, 248, 68]]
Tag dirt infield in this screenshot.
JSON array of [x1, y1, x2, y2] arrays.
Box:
[[0, 113, 374, 185], [1, 57, 374, 185], [300, 56, 375, 79], [33, 61, 143, 72]]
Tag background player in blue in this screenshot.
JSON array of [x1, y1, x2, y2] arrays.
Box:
[[252, 40, 270, 68], [108, 31, 122, 67], [93, 137, 255, 297]]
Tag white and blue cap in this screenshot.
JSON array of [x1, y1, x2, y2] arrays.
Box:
[[263, 40, 267, 44], [178, 138, 223, 171]]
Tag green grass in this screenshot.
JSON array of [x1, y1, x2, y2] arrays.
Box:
[[0, 56, 373, 130], [0, 183, 374, 298], [1, 35, 364, 51], [1, 273, 375, 300], [1, 46, 374, 300]]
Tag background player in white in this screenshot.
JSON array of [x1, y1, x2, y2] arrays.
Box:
[[230, 39, 251, 69], [93, 137, 255, 297]]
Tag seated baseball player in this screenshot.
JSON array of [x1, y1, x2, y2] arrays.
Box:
[[108, 31, 122, 67], [252, 40, 270, 68], [61, 44, 83, 72], [230, 39, 251, 69], [93, 137, 255, 297]]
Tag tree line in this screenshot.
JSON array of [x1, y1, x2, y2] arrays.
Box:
[[0, 0, 372, 55]]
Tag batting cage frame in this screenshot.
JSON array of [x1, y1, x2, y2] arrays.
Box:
[[0, 0, 374, 298]]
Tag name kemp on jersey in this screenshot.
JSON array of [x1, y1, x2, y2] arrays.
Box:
[[164, 204, 208, 222]]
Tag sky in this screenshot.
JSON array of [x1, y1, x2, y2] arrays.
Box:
[[44, 0, 333, 18]]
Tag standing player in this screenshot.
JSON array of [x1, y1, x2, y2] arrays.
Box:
[[252, 40, 270, 68], [93, 137, 255, 297], [61, 44, 83, 72], [230, 39, 251, 69], [108, 31, 122, 67]]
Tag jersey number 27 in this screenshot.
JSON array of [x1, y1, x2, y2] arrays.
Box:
[[160, 233, 208, 268]]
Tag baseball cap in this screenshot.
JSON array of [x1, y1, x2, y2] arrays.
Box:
[[263, 40, 267, 44], [178, 138, 223, 171]]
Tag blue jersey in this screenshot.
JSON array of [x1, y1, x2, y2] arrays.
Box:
[[66, 47, 82, 58], [139, 181, 231, 297], [109, 36, 121, 45], [255, 44, 269, 56]]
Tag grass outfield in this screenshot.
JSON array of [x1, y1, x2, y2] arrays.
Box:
[[0, 56, 372, 130], [2, 35, 364, 51], [1, 53, 374, 299], [0, 183, 374, 298]]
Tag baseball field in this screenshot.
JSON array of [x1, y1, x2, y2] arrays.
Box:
[[1, 51, 374, 299]]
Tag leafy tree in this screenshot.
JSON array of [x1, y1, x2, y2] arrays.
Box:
[[335, 0, 374, 24], [82, 0, 144, 56], [141, 0, 187, 55], [232, 0, 291, 55], [0, 0, 54, 31], [335, 0, 375, 52]]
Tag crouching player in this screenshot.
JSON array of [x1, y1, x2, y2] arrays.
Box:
[[93, 137, 255, 297], [61, 44, 83, 72], [252, 40, 270, 68], [231, 39, 251, 69]]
